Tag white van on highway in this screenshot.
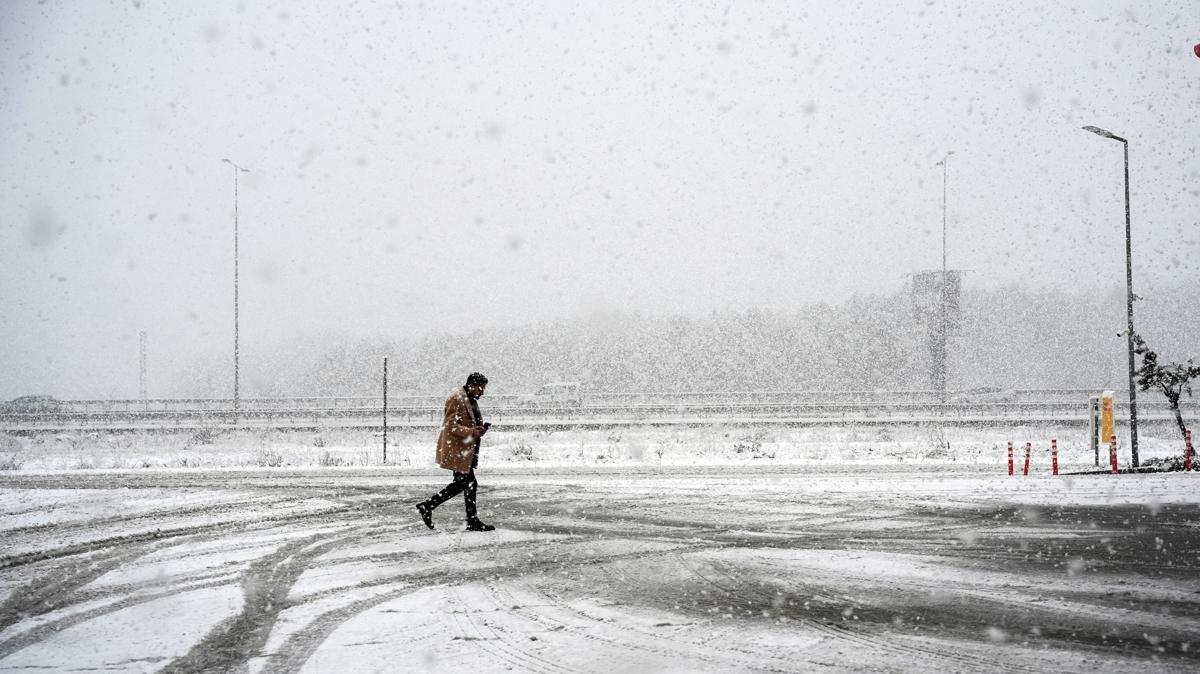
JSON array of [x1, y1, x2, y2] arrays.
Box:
[[515, 382, 583, 408]]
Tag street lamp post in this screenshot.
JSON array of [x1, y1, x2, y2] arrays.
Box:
[[1082, 125, 1139, 467], [938, 151, 954, 275], [934, 151, 955, 402], [222, 158, 250, 423]]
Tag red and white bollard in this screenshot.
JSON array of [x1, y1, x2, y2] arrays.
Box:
[[1051, 438, 1059, 476], [1186, 429, 1193, 472], [1023, 441, 1031, 476], [1110, 434, 1119, 474], [1007, 441, 1014, 476]]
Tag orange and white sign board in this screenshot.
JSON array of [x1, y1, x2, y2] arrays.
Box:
[[1100, 390, 1115, 446]]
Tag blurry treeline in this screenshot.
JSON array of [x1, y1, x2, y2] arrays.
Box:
[[179, 281, 1198, 396]]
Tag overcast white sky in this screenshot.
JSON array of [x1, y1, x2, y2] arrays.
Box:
[[1, 0, 1197, 399]]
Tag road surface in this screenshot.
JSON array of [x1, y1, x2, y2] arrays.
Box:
[[0, 466, 1197, 672]]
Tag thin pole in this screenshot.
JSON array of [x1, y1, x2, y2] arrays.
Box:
[[941, 155, 948, 402], [383, 357, 389, 464], [233, 167, 239, 423], [223, 159, 249, 424], [942, 154, 949, 275], [937, 152, 953, 402], [1090, 396, 1100, 467], [1122, 140, 1140, 467], [1082, 127, 1139, 467], [139, 331, 147, 411]]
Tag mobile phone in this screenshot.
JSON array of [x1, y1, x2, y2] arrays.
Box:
[[482, 422, 491, 430]]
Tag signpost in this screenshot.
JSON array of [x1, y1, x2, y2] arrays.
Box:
[[382, 357, 388, 464]]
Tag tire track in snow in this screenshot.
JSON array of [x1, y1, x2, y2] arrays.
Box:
[[256, 538, 723, 674], [0, 576, 236, 660], [679, 550, 1045, 673], [447, 588, 579, 674], [0, 545, 152, 633], [483, 575, 799, 674], [0, 520, 352, 657], [0, 503, 353, 572], [160, 528, 365, 674]]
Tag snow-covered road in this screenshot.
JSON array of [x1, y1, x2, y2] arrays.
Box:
[[1, 467, 1197, 672]]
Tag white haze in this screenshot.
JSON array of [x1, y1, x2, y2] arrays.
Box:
[[1, 1, 1197, 399]]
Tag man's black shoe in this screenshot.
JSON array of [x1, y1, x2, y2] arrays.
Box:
[[465, 519, 495, 532], [416, 503, 434, 530]]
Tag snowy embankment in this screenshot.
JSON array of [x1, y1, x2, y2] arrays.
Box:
[[0, 423, 1188, 473]]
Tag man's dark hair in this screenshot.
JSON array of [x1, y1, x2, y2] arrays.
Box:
[[466, 372, 489, 386]]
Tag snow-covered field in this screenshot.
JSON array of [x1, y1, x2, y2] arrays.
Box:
[[0, 422, 1190, 472], [1, 427, 1198, 673]]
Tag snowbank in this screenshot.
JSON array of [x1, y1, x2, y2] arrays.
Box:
[[0, 423, 1189, 473]]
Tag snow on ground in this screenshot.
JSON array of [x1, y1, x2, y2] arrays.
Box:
[[0, 422, 1190, 472], [0, 456, 1197, 673]]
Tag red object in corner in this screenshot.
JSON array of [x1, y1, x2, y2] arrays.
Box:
[[1007, 441, 1014, 476], [1110, 435, 1119, 474], [1051, 438, 1059, 476], [1194, 43, 1200, 58], [1023, 442, 1031, 476]]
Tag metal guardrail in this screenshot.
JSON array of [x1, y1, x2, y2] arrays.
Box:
[[1, 398, 1195, 432], [2, 387, 1170, 413]]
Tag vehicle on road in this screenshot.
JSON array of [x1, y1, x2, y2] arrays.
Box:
[[514, 382, 583, 408], [948, 386, 1016, 403]]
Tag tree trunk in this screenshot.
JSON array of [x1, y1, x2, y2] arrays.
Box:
[[1173, 404, 1188, 446], [1162, 386, 1187, 445]]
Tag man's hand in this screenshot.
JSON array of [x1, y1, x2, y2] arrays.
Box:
[[472, 425, 487, 438]]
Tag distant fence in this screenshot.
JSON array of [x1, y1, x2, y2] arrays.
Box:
[[1, 389, 1194, 433], [2, 387, 1165, 414]]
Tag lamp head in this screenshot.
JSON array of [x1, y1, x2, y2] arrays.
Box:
[[1083, 126, 1126, 143]]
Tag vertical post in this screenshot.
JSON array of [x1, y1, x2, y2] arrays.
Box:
[[1023, 441, 1031, 476], [1110, 435, 1119, 474], [1083, 127, 1139, 467], [941, 158, 948, 404], [138, 330, 147, 411], [1122, 140, 1139, 468], [233, 167, 239, 424], [1007, 441, 1014, 476], [942, 156, 948, 276], [1089, 396, 1100, 467], [223, 158, 249, 424], [382, 357, 388, 464], [934, 152, 953, 404], [1051, 438, 1059, 476]]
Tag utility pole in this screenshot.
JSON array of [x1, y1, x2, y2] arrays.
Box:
[[941, 152, 952, 276], [222, 158, 250, 423], [382, 357, 389, 464], [1082, 126, 1140, 467], [935, 151, 954, 402]]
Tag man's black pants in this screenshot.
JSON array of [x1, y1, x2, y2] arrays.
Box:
[[424, 470, 477, 520]]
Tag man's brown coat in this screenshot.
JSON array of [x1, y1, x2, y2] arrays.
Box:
[[436, 387, 479, 472]]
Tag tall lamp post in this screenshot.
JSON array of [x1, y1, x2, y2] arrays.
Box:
[[937, 151, 954, 275], [1082, 125, 1139, 467], [222, 158, 250, 422], [934, 151, 954, 402]]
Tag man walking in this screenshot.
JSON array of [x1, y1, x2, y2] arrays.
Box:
[[415, 372, 495, 531]]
